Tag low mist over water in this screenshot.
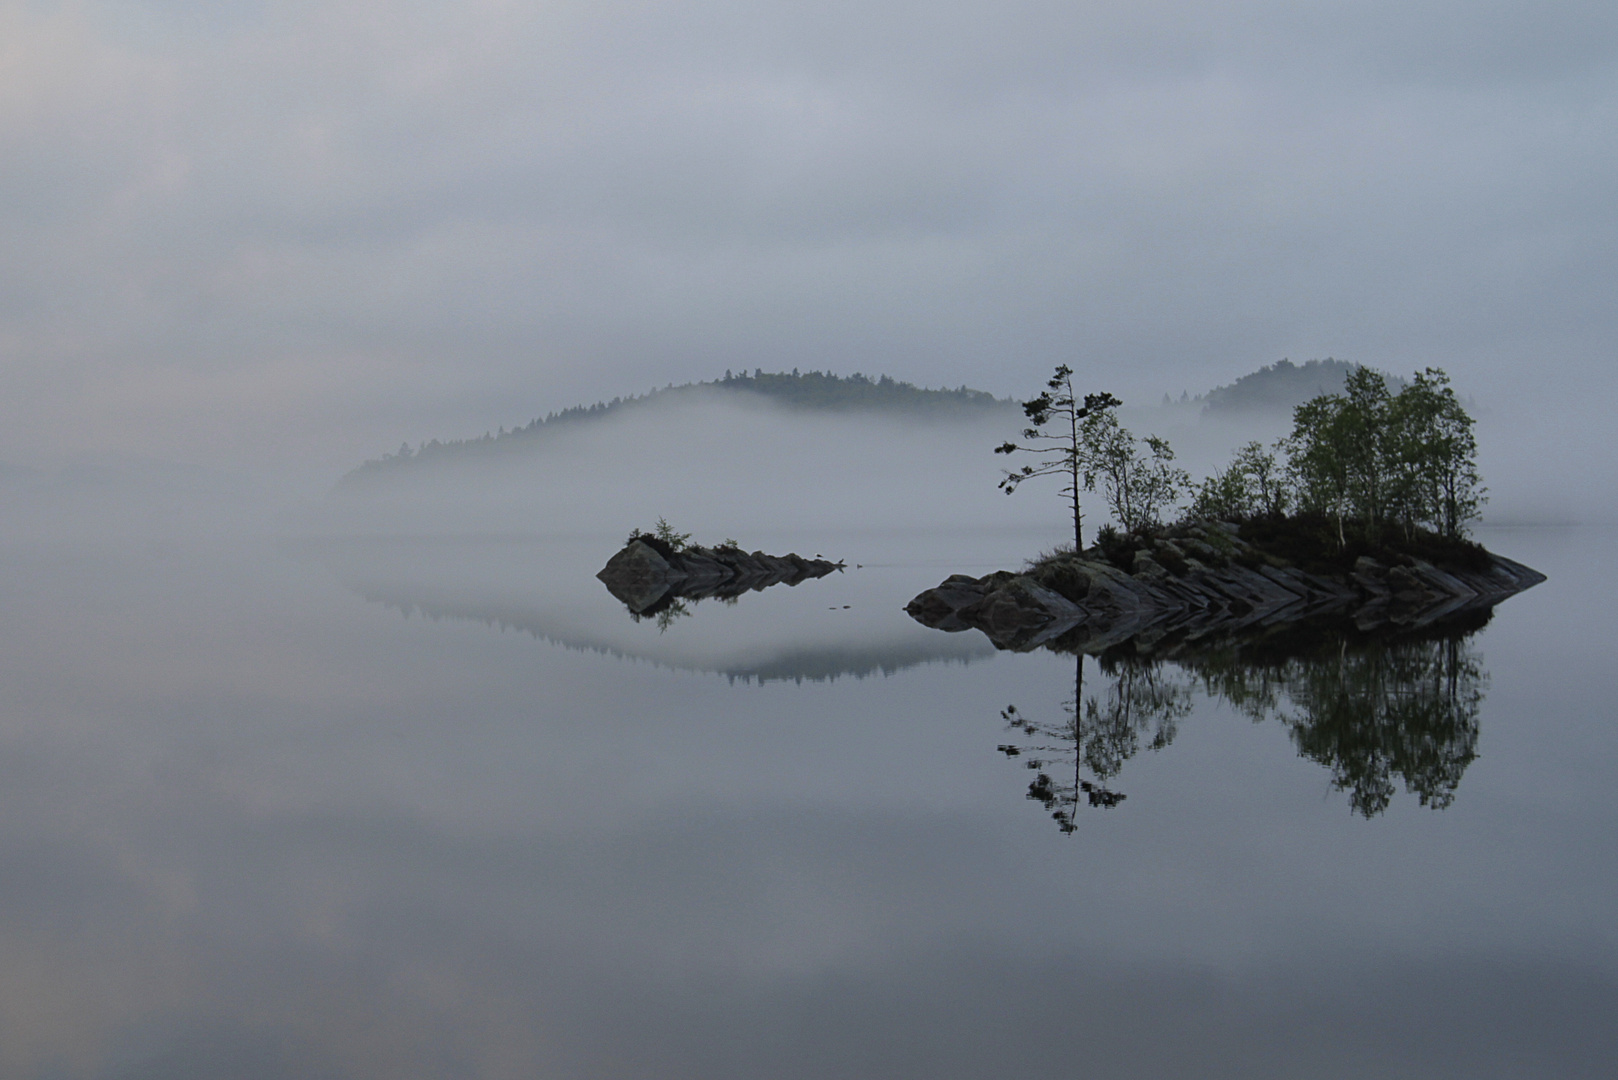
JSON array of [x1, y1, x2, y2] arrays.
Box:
[[0, 402, 1611, 1075], [306, 387, 1618, 540]]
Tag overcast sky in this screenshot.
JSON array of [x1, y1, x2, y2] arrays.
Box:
[[2, 0, 1614, 470]]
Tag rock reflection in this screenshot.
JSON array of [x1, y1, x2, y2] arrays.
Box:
[[1001, 615, 1490, 828]]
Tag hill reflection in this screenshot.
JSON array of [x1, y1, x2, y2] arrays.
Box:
[[298, 536, 997, 684], [352, 586, 993, 683], [999, 613, 1491, 829]]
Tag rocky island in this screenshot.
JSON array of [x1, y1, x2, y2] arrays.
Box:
[[906, 519, 1545, 654], [598, 535, 844, 616]]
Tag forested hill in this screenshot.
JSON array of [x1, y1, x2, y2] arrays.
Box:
[[339, 370, 1011, 487], [1201, 358, 1367, 416]]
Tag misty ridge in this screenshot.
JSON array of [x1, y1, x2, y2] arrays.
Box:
[[319, 379, 1032, 540], [340, 369, 1010, 488], [341, 362, 1355, 487], [0, 360, 1589, 543], [318, 360, 1577, 540]]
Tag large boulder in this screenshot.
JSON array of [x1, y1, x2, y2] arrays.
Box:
[[596, 540, 677, 613], [956, 575, 1085, 650]]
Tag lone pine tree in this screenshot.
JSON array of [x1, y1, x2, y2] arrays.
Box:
[[995, 365, 1121, 548]]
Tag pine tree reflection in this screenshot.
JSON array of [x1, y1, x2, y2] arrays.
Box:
[[999, 619, 1488, 829], [999, 653, 1191, 832]]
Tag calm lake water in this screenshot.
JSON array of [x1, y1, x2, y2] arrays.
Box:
[[0, 520, 1612, 1078]]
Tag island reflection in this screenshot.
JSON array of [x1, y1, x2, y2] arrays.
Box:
[[1000, 611, 1489, 830], [297, 536, 997, 684]]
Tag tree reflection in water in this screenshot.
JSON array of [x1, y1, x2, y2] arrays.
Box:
[[1200, 631, 1486, 817], [1000, 653, 1191, 832], [1000, 620, 1489, 830]]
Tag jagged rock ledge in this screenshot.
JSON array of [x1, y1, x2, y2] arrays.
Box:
[[905, 521, 1546, 653], [598, 537, 844, 615]]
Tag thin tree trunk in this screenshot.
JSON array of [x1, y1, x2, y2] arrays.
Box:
[[1071, 653, 1084, 824], [1071, 472, 1082, 549], [1069, 383, 1082, 549]]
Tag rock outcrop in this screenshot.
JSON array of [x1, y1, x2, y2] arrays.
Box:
[[598, 537, 844, 615], [906, 522, 1545, 653]]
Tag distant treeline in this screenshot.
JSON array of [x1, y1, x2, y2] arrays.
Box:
[[341, 369, 1010, 486], [712, 369, 1005, 412]]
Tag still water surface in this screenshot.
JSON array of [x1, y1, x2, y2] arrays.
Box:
[[0, 523, 1612, 1077]]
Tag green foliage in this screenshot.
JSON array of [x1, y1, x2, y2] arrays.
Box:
[[1384, 368, 1485, 539], [1341, 366, 1395, 523], [1281, 366, 1394, 542], [1283, 366, 1484, 541], [652, 517, 691, 551], [627, 520, 713, 555], [1093, 523, 1128, 567], [996, 367, 1195, 541], [1191, 441, 1290, 520], [1078, 410, 1191, 534], [1191, 464, 1250, 522], [1191, 365, 1485, 545], [1284, 395, 1349, 525]]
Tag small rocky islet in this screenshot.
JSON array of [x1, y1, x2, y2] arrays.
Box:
[[598, 536, 844, 616], [905, 520, 1545, 654]]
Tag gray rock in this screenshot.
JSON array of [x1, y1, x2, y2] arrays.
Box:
[[905, 530, 1545, 654], [954, 576, 1083, 650], [596, 540, 677, 614], [597, 539, 843, 614]]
